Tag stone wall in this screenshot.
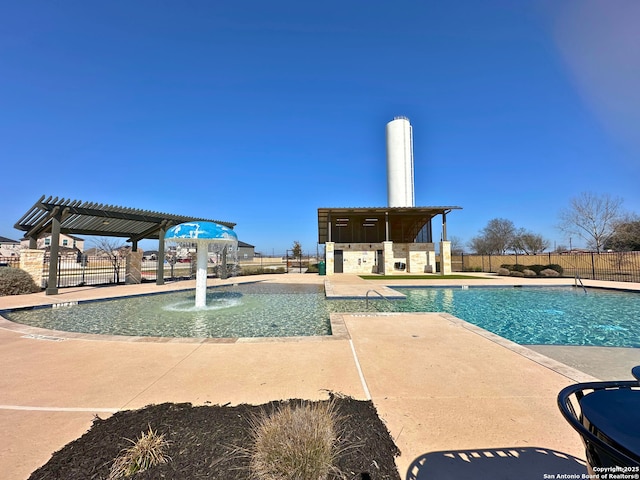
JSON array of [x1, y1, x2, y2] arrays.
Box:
[[325, 241, 444, 275], [439, 241, 451, 275], [19, 249, 45, 287], [337, 243, 382, 274], [383, 243, 437, 274], [325, 242, 335, 275], [126, 250, 143, 284]]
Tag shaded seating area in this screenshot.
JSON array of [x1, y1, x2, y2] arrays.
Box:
[[14, 195, 235, 294], [558, 366, 640, 474]]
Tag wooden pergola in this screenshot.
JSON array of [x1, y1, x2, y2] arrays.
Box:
[[14, 195, 235, 294]]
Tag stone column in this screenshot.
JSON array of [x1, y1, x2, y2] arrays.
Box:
[[125, 250, 143, 284], [382, 241, 394, 275], [440, 241, 452, 275], [325, 242, 335, 275], [20, 249, 45, 289], [427, 250, 436, 273]]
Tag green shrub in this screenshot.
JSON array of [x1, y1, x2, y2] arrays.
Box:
[[0, 268, 40, 296], [500, 264, 527, 273], [250, 400, 342, 480], [306, 263, 319, 273], [240, 267, 286, 276], [109, 426, 170, 479], [527, 265, 546, 275]]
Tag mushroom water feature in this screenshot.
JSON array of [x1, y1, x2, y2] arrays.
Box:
[[165, 221, 238, 308]]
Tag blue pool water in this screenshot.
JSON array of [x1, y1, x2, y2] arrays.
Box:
[[3, 284, 331, 338], [3, 284, 639, 346], [385, 287, 640, 347]]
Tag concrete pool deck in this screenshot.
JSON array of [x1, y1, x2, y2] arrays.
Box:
[[0, 273, 638, 479]]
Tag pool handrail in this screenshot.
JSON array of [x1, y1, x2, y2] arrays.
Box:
[[574, 273, 587, 294], [365, 289, 394, 310], [557, 371, 640, 471]]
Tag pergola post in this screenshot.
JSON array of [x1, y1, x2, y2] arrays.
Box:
[[385, 211, 390, 241], [442, 211, 448, 241], [46, 215, 61, 295], [157, 225, 166, 285]]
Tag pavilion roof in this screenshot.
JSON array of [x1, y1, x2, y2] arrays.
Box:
[[15, 195, 235, 243]]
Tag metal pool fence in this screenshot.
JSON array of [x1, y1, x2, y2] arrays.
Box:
[[0, 256, 20, 268], [38, 255, 200, 288], [37, 256, 258, 288], [454, 251, 640, 283], [5, 251, 640, 288]]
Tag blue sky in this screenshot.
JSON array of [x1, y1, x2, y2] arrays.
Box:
[[1, 1, 639, 254]]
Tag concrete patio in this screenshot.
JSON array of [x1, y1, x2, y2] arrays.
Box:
[[1, 273, 638, 479]]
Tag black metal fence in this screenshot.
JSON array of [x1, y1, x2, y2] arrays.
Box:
[[41, 256, 231, 288], [454, 251, 640, 283], [42, 255, 128, 288], [0, 256, 20, 268]]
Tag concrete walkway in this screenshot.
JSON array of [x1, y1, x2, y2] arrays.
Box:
[[0, 273, 638, 479]]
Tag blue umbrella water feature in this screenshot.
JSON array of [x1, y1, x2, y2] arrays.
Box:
[[165, 222, 238, 308]]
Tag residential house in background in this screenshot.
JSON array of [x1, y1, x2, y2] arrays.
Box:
[[238, 241, 255, 261], [20, 233, 85, 253], [0, 236, 20, 258]]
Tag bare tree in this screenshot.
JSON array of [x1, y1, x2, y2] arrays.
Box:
[[557, 192, 624, 253], [512, 229, 550, 254], [469, 218, 516, 254], [604, 215, 640, 251], [93, 237, 129, 283], [448, 235, 465, 255]]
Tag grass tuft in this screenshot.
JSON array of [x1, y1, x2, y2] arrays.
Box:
[[108, 425, 170, 479], [359, 274, 489, 280], [250, 400, 341, 480]]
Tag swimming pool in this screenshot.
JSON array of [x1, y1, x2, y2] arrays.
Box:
[[3, 284, 331, 338], [3, 284, 639, 346], [387, 287, 640, 347]]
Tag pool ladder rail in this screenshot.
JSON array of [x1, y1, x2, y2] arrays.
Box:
[[365, 289, 394, 311], [575, 274, 587, 294]]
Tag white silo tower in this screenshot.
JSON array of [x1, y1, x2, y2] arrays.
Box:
[[386, 116, 415, 208]]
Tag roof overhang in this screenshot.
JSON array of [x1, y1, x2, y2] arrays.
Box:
[[317, 206, 461, 244], [14, 195, 235, 243]]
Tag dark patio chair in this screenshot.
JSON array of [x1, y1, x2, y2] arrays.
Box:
[[557, 367, 640, 474]]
